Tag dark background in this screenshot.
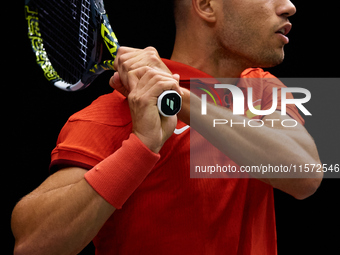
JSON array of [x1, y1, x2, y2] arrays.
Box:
[[5, 1, 339, 254]]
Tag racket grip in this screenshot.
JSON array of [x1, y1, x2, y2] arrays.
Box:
[[157, 91, 182, 117]]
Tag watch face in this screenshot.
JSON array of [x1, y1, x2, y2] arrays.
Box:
[[160, 92, 181, 116]]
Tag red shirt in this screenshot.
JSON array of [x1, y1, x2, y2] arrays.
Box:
[[50, 59, 303, 254]]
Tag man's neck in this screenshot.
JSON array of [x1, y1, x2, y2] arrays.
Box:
[[170, 34, 249, 81]]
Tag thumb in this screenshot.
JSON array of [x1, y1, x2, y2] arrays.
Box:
[[109, 72, 130, 98]]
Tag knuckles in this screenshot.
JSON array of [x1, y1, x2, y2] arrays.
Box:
[[116, 46, 177, 107], [116, 46, 161, 71], [118, 55, 131, 71], [144, 47, 160, 60], [144, 46, 158, 55]]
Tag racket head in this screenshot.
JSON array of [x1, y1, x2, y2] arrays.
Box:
[[25, 0, 119, 91]]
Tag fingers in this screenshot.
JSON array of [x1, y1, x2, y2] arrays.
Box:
[[110, 66, 183, 98], [109, 72, 129, 97], [114, 46, 172, 90], [109, 66, 153, 96], [114, 46, 170, 72], [130, 69, 181, 102]]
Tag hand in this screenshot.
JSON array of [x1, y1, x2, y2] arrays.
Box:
[[127, 67, 181, 153], [110, 46, 172, 97]]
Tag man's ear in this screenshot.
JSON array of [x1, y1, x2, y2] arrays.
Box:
[[192, 0, 217, 23]]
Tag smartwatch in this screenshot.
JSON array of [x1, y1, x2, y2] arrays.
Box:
[[157, 91, 182, 117]]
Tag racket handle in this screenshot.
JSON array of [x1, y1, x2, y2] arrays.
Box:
[[157, 91, 182, 117]]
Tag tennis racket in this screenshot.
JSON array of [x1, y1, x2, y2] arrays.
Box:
[[24, 0, 181, 117]]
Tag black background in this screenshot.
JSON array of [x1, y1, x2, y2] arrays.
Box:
[[5, 1, 339, 254]]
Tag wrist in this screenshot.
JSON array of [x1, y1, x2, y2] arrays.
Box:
[[132, 131, 162, 154], [84, 133, 160, 209]]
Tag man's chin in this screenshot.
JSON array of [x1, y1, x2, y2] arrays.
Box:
[[258, 50, 285, 69]]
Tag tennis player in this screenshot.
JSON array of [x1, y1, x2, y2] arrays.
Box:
[[12, 0, 323, 254]]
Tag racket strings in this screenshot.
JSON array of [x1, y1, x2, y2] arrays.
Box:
[[79, 2, 91, 67], [32, 0, 95, 84]]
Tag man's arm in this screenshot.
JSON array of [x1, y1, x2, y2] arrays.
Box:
[[186, 91, 323, 199], [12, 133, 161, 255], [12, 67, 180, 255], [11, 167, 115, 255]]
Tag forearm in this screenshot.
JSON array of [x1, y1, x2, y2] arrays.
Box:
[[185, 92, 322, 198], [12, 175, 114, 255], [192, 98, 310, 166], [12, 134, 160, 255]]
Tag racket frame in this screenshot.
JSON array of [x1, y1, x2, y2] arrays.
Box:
[[25, 0, 182, 116], [24, 0, 120, 91]]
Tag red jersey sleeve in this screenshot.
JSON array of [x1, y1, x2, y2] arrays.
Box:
[[261, 71, 305, 125], [241, 68, 305, 125], [50, 91, 133, 172], [50, 91, 161, 209]]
